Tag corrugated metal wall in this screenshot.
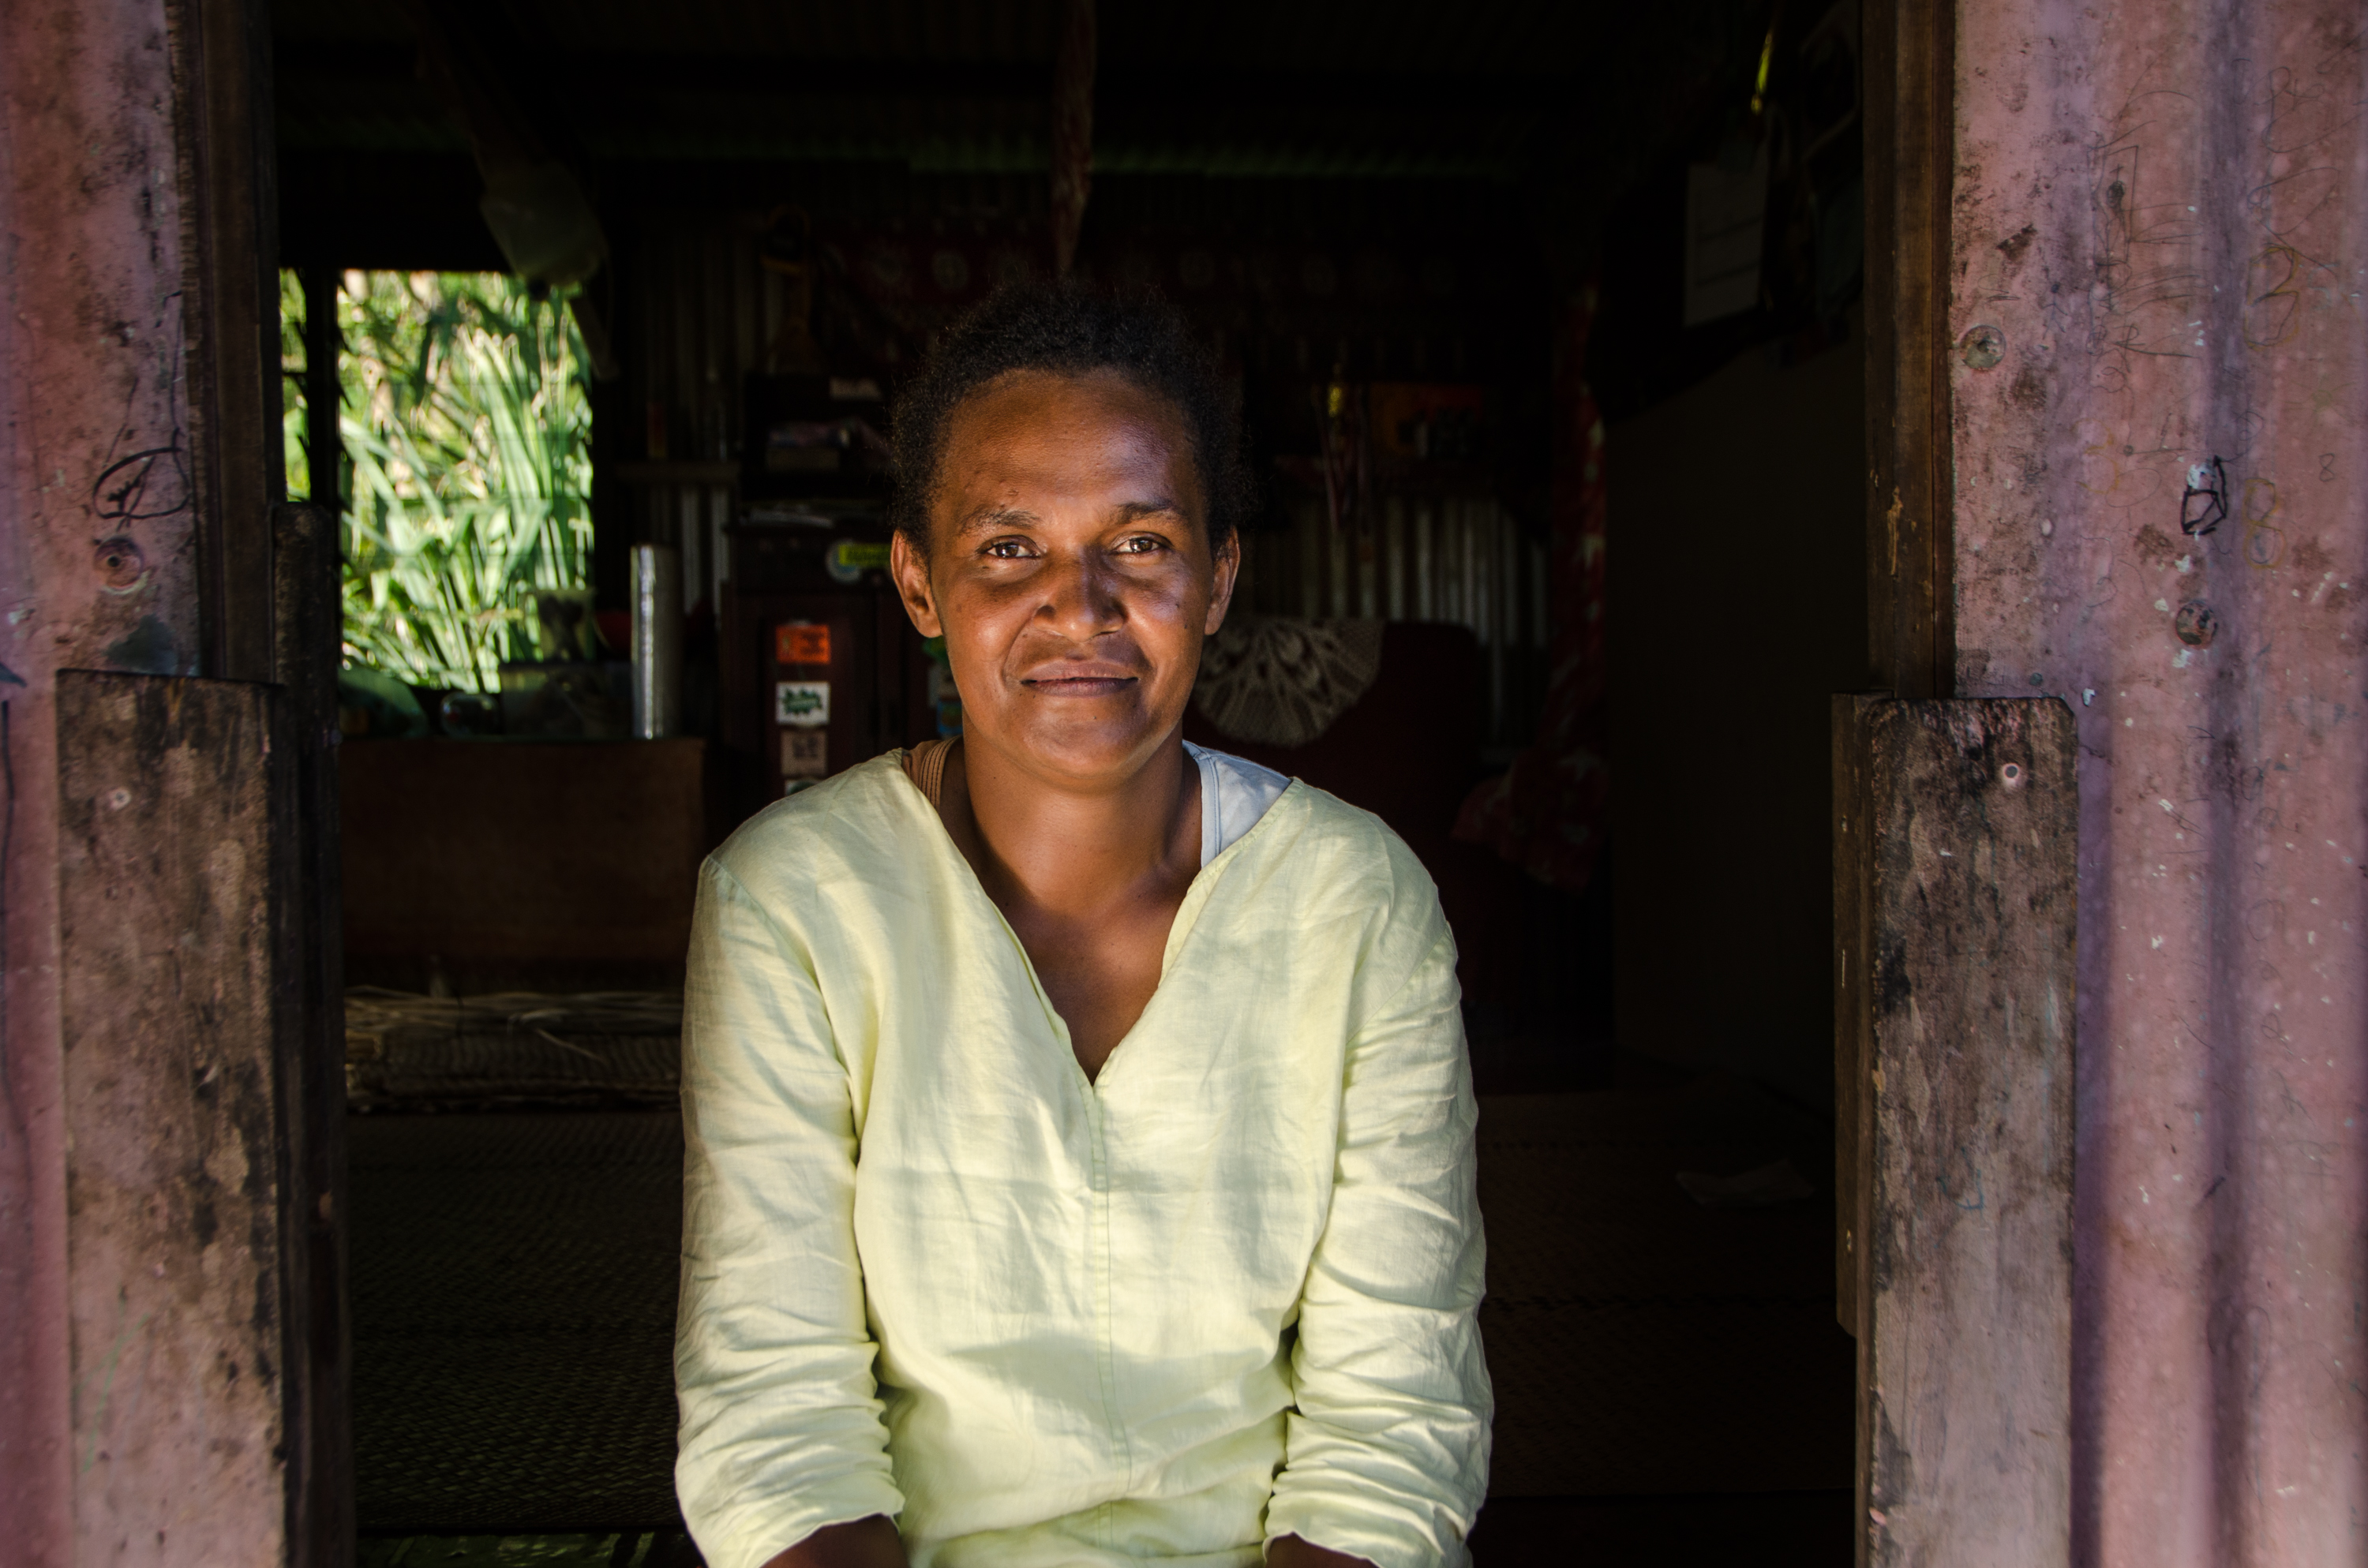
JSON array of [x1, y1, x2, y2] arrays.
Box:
[[1950, 0, 2366, 1559], [614, 221, 767, 619], [1238, 496, 1548, 750]]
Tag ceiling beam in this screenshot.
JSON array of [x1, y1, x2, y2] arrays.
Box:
[[274, 39, 1583, 116]]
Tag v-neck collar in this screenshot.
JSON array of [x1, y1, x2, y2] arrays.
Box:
[[880, 750, 1304, 1091]]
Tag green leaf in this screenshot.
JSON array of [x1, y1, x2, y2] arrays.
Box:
[[283, 269, 594, 692]]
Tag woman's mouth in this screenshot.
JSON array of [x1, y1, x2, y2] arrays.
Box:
[[1022, 673, 1138, 698]]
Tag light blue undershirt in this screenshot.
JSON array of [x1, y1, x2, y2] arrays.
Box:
[[1184, 741, 1291, 868]]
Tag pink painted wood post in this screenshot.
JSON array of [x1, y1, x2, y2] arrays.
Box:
[[1950, 0, 2366, 1559], [2, 0, 303, 1562], [2, 1, 211, 1558]]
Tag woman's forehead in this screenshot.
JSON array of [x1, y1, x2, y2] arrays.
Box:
[[937, 369, 1202, 510], [948, 367, 1186, 444]]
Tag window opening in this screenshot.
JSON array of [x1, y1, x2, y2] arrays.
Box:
[[280, 269, 594, 692]]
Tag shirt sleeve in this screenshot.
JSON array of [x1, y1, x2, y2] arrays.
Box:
[[1266, 926, 1493, 1568], [675, 858, 905, 1568]]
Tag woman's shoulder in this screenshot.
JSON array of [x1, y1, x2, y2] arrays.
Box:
[[1231, 774, 1442, 910], [706, 750, 935, 900], [1217, 782, 1451, 995]]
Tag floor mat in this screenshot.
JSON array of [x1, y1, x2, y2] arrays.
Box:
[[1475, 1086, 1854, 1496], [348, 1083, 1849, 1534], [350, 1113, 686, 1533]]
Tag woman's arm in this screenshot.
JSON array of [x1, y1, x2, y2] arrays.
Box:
[[1265, 924, 1493, 1568], [760, 1516, 909, 1568], [1267, 1534, 1379, 1568], [676, 860, 907, 1568], [743, 1510, 1365, 1565]]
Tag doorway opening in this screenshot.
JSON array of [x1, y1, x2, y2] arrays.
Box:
[[273, 1, 1871, 1560]]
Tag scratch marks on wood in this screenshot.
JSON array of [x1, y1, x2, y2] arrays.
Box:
[[2242, 245, 2310, 349], [1938, 1147, 1989, 1211], [2179, 456, 2229, 537], [1950, 0, 2366, 1559]]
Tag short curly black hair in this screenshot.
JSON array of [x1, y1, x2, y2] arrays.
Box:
[[888, 280, 1250, 551]]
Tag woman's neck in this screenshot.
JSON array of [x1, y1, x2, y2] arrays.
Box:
[[942, 732, 1201, 917]]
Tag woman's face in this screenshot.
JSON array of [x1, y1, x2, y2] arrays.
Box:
[[891, 367, 1238, 788]]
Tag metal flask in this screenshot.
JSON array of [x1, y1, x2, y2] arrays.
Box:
[[630, 543, 682, 739]]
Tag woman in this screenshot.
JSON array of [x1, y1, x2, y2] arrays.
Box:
[[674, 284, 1491, 1568]]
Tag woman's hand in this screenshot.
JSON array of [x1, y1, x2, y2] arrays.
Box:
[[1267, 1533, 1379, 1568], [760, 1515, 909, 1568], [759, 1521, 1376, 1568]]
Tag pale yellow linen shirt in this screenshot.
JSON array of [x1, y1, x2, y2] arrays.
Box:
[[674, 751, 1491, 1568]]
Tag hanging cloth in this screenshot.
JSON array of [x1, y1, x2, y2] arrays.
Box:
[[1452, 287, 1611, 895]]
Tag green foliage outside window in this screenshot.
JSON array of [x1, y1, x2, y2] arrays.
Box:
[[281, 270, 594, 692]]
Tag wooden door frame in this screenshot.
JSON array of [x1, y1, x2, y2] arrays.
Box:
[[1842, 0, 1958, 1347], [173, 0, 282, 687], [1861, 0, 1956, 702], [170, 0, 354, 1558], [1839, 2, 2077, 1562]]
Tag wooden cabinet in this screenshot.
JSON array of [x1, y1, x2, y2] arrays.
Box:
[[342, 738, 710, 987]]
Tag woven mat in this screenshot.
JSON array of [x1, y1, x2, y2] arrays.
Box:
[[346, 990, 684, 1110], [1476, 1087, 1853, 1496], [348, 1083, 1848, 1533], [350, 1112, 686, 1533]]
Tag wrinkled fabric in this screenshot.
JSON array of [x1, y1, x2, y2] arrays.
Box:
[[676, 752, 1491, 1568]]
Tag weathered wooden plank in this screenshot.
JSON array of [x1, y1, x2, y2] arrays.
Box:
[[180, 0, 283, 677], [1831, 694, 1883, 1338], [1863, 0, 1956, 699], [56, 672, 293, 1566], [167, 0, 283, 683], [301, 271, 343, 518], [1854, 697, 2074, 1567], [273, 502, 353, 1568]]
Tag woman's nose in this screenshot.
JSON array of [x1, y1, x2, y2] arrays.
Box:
[[1036, 551, 1125, 639]]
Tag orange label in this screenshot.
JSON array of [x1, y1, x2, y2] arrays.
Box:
[[775, 623, 831, 665]]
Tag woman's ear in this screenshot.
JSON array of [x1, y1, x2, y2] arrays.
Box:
[[890, 530, 944, 638], [1204, 529, 1242, 637]]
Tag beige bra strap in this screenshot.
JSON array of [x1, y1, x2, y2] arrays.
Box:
[[903, 736, 954, 808]]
